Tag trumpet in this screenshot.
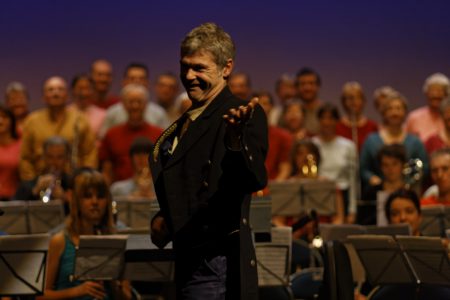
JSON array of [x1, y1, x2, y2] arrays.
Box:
[[38, 173, 61, 203], [403, 158, 423, 189], [300, 154, 318, 178]]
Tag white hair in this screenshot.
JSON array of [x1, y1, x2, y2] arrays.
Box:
[[423, 73, 450, 95], [120, 83, 149, 102]]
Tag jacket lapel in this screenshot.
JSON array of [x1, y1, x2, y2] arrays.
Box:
[[163, 87, 233, 169]]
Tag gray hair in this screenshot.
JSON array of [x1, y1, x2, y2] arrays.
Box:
[[5, 81, 29, 99], [373, 86, 399, 100], [43, 136, 70, 155], [181, 22, 235, 68], [423, 73, 450, 95], [380, 92, 408, 115], [120, 84, 149, 102]]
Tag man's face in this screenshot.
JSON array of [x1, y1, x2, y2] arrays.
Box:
[[123, 67, 149, 88], [44, 144, 67, 173], [296, 74, 319, 103], [6, 90, 28, 118], [91, 61, 113, 94], [180, 50, 232, 105], [380, 156, 404, 183], [228, 74, 251, 100], [431, 154, 450, 195], [426, 84, 447, 111], [319, 111, 337, 136], [277, 80, 296, 104], [155, 75, 179, 107], [43, 77, 68, 108], [123, 90, 147, 124], [72, 78, 94, 104]]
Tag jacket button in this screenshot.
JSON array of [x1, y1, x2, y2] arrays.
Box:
[[249, 155, 253, 161], [245, 145, 249, 151], [250, 259, 256, 267], [203, 181, 209, 187], [207, 160, 211, 165], [242, 218, 247, 225]]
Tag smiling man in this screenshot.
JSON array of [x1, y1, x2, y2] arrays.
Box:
[[150, 23, 268, 300]]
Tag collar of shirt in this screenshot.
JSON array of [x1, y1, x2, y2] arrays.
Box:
[[186, 97, 214, 121]]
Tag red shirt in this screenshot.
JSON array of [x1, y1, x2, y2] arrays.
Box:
[[265, 126, 293, 180], [424, 134, 448, 155], [421, 195, 450, 206], [94, 95, 120, 110], [99, 122, 163, 181], [0, 139, 21, 198], [336, 119, 378, 152]]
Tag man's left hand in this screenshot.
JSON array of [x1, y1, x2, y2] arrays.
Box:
[[223, 97, 258, 149]]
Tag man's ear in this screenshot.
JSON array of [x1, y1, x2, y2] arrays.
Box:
[[222, 59, 233, 78]]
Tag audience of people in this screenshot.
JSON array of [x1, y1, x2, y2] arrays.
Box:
[[19, 76, 97, 181], [360, 92, 429, 189], [1, 62, 449, 300]]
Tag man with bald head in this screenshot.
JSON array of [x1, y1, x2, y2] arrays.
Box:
[[99, 84, 163, 183], [20, 76, 97, 181], [90, 59, 120, 109]]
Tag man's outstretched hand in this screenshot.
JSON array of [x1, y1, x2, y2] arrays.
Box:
[[223, 97, 258, 149]]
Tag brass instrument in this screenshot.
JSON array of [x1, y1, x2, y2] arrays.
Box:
[[403, 158, 423, 189], [39, 173, 61, 203], [301, 154, 318, 178]]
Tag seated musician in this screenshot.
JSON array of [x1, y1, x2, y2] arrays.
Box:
[[384, 188, 422, 236], [38, 168, 131, 299]]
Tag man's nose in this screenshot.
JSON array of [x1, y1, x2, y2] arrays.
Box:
[[185, 69, 196, 80]]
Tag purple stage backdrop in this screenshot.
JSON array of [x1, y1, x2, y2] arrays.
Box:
[[1, 0, 450, 120]]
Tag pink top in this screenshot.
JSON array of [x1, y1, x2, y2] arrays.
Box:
[[405, 106, 444, 142], [0, 139, 21, 198], [68, 104, 106, 138]]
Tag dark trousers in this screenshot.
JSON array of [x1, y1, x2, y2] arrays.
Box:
[[174, 234, 240, 300], [176, 254, 227, 300]]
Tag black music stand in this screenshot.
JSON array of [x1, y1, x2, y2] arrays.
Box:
[[420, 205, 450, 237], [114, 198, 159, 229], [123, 234, 174, 282], [250, 195, 272, 242], [348, 235, 450, 291], [0, 234, 49, 296], [27, 200, 65, 233], [0, 201, 28, 234], [73, 235, 128, 281], [270, 179, 336, 217]]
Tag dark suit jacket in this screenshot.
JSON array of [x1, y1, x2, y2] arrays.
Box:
[[150, 86, 268, 299]]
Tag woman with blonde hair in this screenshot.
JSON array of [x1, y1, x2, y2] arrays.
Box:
[[40, 168, 131, 299]]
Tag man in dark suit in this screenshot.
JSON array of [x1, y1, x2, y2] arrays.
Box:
[[150, 23, 268, 299]]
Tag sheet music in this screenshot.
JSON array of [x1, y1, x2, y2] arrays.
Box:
[[0, 234, 49, 295], [249, 195, 271, 233], [376, 191, 389, 226], [255, 243, 289, 286], [74, 235, 128, 281], [27, 200, 65, 233]]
